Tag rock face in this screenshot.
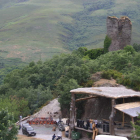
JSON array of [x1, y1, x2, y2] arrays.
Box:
[[81, 78, 131, 122], [107, 16, 132, 51]]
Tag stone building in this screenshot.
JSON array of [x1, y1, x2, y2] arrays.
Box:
[[107, 16, 132, 51]]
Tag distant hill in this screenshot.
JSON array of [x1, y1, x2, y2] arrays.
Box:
[[0, 0, 140, 62]]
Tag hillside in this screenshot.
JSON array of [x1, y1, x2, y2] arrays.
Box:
[[0, 45, 140, 120], [0, 0, 140, 62]]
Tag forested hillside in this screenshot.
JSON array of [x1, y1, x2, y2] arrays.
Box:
[[1, 0, 140, 62], [0, 44, 140, 121], [0, 0, 140, 122]]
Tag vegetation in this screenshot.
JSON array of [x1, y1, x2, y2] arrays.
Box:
[[133, 43, 140, 52], [104, 35, 112, 53], [101, 70, 122, 80], [0, 109, 18, 140], [0, 52, 91, 117], [124, 45, 135, 54], [0, 43, 140, 119], [131, 114, 140, 140], [0, 97, 29, 121], [84, 48, 104, 59], [1, 0, 140, 136], [0, 0, 140, 63], [0, 57, 26, 85]]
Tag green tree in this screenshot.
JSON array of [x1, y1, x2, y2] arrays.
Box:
[[124, 45, 135, 54], [133, 53, 140, 66], [57, 79, 80, 108], [0, 97, 30, 121], [104, 35, 112, 53], [0, 109, 18, 140], [73, 47, 88, 57], [85, 48, 104, 59], [133, 43, 140, 52]]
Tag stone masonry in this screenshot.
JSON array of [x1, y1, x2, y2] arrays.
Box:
[[107, 16, 132, 51]]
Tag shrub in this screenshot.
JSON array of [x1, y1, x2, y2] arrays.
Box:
[[0, 109, 18, 140], [101, 70, 122, 80], [124, 45, 135, 54], [85, 48, 104, 59], [131, 114, 140, 140], [133, 43, 140, 52], [119, 78, 131, 86], [81, 80, 93, 87]]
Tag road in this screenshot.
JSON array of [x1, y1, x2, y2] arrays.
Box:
[[18, 124, 70, 140]]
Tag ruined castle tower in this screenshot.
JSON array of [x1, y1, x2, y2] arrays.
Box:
[[107, 16, 132, 51]]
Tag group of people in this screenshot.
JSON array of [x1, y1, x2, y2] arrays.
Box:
[[77, 119, 100, 130], [76, 119, 99, 140]]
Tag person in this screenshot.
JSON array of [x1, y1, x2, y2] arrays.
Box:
[[89, 119, 93, 130], [50, 115, 53, 121], [94, 119, 98, 127], [66, 118, 70, 126], [20, 115, 22, 120], [19, 115, 22, 129], [52, 134, 56, 140], [52, 126, 56, 131], [19, 124, 21, 130], [92, 121, 98, 140]]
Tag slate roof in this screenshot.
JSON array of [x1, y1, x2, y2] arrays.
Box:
[[115, 102, 140, 117]]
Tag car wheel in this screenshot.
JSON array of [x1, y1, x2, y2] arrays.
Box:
[[27, 133, 30, 137], [34, 133, 36, 136]]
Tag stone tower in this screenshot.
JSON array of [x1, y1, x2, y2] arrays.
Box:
[[107, 16, 132, 51]]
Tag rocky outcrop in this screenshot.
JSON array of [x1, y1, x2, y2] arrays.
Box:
[[82, 79, 122, 121], [107, 16, 132, 51], [81, 75, 129, 122]]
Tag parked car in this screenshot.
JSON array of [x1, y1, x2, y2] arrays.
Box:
[[57, 121, 65, 131], [95, 135, 128, 140], [22, 125, 36, 136]]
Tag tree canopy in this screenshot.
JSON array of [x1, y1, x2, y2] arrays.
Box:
[[0, 109, 18, 140], [0, 44, 140, 119]]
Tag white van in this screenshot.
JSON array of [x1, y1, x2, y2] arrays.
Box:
[[95, 135, 128, 140]]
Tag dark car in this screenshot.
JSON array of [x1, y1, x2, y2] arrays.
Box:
[[22, 125, 36, 136], [57, 121, 65, 131]]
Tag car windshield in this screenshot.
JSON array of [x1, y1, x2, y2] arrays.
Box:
[[23, 124, 29, 127], [27, 127, 34, 131]]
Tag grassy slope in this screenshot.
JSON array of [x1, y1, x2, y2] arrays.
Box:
[[0, 0, 140, 62]]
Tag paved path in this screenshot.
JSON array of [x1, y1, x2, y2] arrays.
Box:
[[18, 124, 70, 140], [18, 99, 70, 140]]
